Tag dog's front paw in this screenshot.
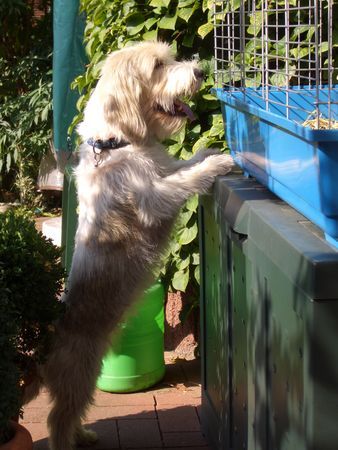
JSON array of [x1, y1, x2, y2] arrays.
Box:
[[75, 427, 98, 447], [204, 153, 234, 176]]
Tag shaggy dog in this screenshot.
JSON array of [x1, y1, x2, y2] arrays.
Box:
[[40, 41, 233, 450]]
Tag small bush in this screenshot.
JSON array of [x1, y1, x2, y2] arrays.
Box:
[[0, 208, 65, 444]]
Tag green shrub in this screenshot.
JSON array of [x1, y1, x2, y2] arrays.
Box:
[[0, 264, 20, 444], [71, 0, 227, 306], [0, 208, 65, 444], [0, 0, 52, 205]]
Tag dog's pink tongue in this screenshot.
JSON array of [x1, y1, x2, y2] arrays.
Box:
[[175, 100, 196, 121]]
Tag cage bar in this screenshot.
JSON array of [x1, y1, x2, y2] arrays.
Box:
[[214, 0, 337, 129]]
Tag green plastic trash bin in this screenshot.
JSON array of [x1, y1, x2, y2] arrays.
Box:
[[97, 282, 165, 393]]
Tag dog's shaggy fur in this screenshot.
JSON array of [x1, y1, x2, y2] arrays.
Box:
[[33, 41, 233, 450]]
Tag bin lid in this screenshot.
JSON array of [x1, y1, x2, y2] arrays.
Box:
[[214, 174, 338, 301]]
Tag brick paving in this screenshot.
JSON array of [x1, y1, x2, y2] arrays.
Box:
[[22, 353, 210, 450]]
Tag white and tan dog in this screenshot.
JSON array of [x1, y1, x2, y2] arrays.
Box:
[[41, 41, 233, 450]]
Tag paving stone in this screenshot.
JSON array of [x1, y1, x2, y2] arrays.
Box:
[[160, 362, 186, 386], [86, 405, 156, 421], [83, 419, 119, 449], [154, 388, 201, 407], [22, 407, 50, 424], [181, 360, 201, 385], [157, 406, 201, 433], [94, 390, 155, 407], [164, 447, 210, 449], [162, 431, 209, 447], [26, 420, 120, 450], [118, 419, 162, 448], [196, 404, 202, 422], [18, 357, 207, 449], [33, 438, 50, 450], [24, 422, 49, 450], [25, 390, 51, 408]]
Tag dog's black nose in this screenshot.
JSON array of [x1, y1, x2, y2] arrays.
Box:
[[194, 68, 204, 80]]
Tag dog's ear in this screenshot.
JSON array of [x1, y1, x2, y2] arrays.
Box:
[[99, 53, 148, 143]]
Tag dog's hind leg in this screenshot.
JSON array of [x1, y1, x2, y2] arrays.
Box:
[[45, 333, 103, 450]]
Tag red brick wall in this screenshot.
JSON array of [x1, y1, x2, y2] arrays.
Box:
[[29, 0, 50, 22]]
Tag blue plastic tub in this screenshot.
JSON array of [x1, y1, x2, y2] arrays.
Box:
[[215, 86, 338, 245]]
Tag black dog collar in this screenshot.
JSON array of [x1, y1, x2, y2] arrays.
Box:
[[87, 137, 130, 150], [87, 137, 130, 166]]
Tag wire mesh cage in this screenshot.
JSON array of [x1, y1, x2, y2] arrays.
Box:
[[212, 0, 338, 245], [214, 0, 337, 129]]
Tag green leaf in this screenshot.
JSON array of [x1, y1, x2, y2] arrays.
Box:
[[158, 14, 177, 30], [291, 24, 314, 39], [202, 0, 213, 12], [6, 153, 11, 172], [85, 37, 98, 57], [170, 241, 181, 255], [333, 27, 338, 46], [143, 29, 158, 40], [245, 73, 262, 88], [208, 121, 224, 137], [13, 147, 18, 163], [172, 124, 186, 144], [192, 135, 210, 153], [177, 210, 194, 228], [290, 46, 310, 59], [172, 268, 189, 292], [270, 65, 296, 86], [126, 13, 146, 35], [194, 265, 200, 284], [178, 7, 194, 22], [144, 17, 158, 30], [99, 28, 108, 43], [168, 142, 183, 156], [202, 93, 216, 101], [180, 147, 193, 160], [247, 11, 263, 36], [41, 104, 49, 122], [178, 223, 198, 245], [197, 22, 213, 39], [182, 32, 195, 47], [149, 0, 170, 7], [176, 255, 191, 271], [225, 0, 241, 12], [178, 0, 195, 6], [186, 194, 198, 212], [170, 40, 178, 53], [192, 252, 200, 265], [189, 124, 201, 135], [318, 41, 329, 54]]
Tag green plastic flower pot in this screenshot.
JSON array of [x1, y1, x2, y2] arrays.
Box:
[[96, 282, 165, 393]]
